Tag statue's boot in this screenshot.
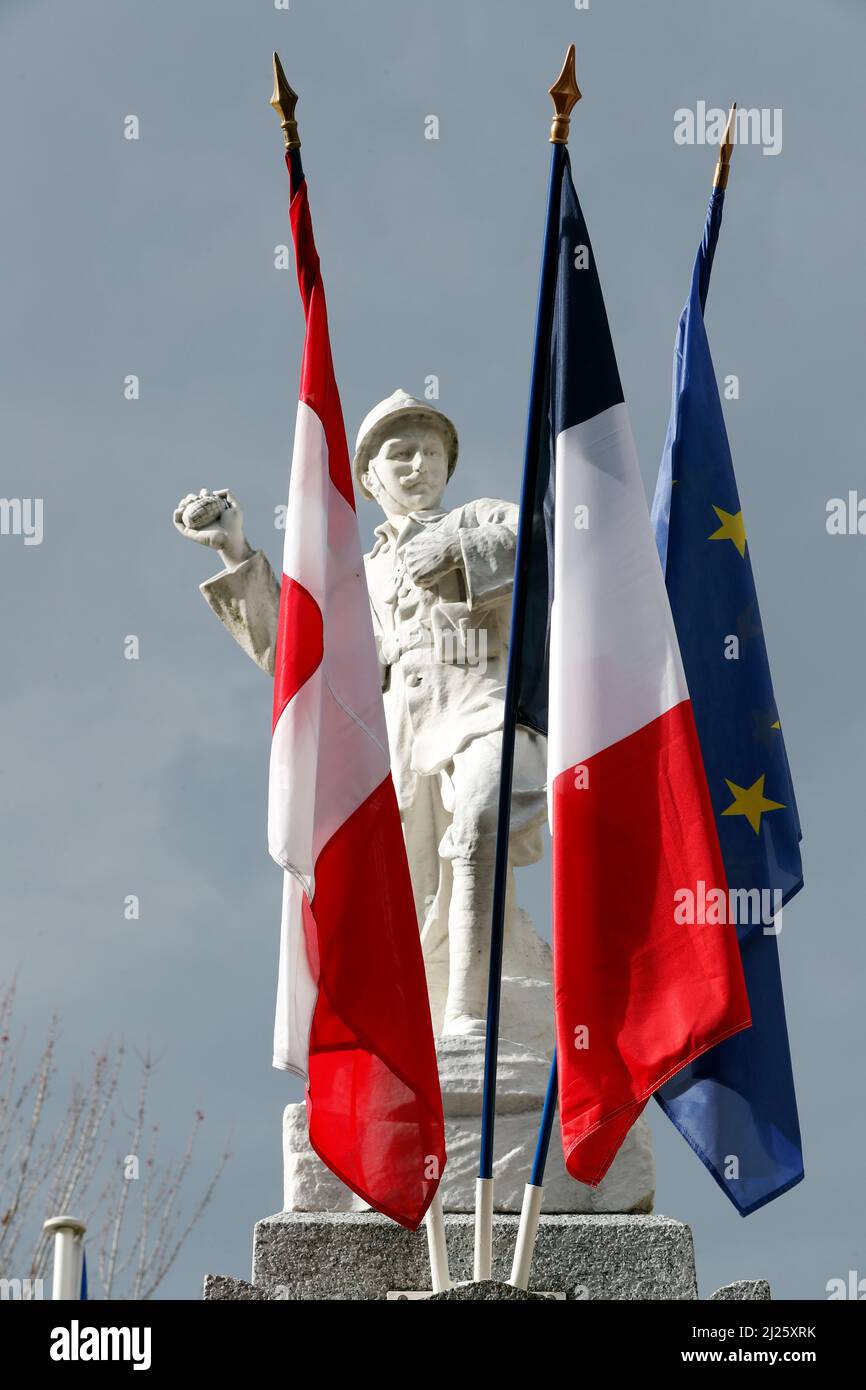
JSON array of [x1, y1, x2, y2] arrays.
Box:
[[442, 853, 494, 1037]]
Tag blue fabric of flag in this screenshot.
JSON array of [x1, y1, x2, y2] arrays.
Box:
[[650, 187, 804, 1215]]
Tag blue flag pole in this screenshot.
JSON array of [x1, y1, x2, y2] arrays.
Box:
[[530, 1054, 559, 1187], [473, 45, 580, 1282]]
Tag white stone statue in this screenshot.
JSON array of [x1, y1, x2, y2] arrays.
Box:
[[174, 389, 654, 1213], [174, 390, 550, 1039]]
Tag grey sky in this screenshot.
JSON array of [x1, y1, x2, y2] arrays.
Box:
[[1, 0, 862, 1298]]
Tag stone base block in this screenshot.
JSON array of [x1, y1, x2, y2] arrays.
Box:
[[709, 1279, 772, 1301], [203, 1274, 267, 1301], [251, 1211, 698, 1301], [426, 1280, 546, 1301], [283, 1037, 655, 1217], [283, 1104, 654, 1217]]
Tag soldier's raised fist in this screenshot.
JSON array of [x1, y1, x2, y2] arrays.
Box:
[[172, 488, 252, 570]]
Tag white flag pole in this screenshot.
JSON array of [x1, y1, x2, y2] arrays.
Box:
[[43, 1215, 86, 1300], [509, 1184, 545, 1289], [474, 1177, 494, 1281], [508, 1054, 557, 1290], [424, 1191, 451, 1293]]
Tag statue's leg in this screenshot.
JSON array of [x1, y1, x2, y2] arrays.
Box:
[[440, 848, 496, 1036], [401, 775, 444, 939], [437, 734, 504, 1037], [437, 729, 548, 1036], [402, 774, 453, 1036]]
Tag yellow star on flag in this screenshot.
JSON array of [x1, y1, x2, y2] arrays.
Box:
[[722, 775, 785, 834], [709, 505, 747, 557]]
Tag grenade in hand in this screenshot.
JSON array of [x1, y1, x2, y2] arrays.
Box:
[[182, 493, 227, 530]]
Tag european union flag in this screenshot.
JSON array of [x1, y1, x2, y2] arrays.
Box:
[[650, 186, 804, 1215]]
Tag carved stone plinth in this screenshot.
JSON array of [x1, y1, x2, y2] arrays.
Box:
[[283, 1035, 655, 1218]]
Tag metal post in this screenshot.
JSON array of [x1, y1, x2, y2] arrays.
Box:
[[43, 1216, 86, 1301]]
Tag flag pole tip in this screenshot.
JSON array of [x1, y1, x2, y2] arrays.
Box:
[[549, 43, 582, 145], [713, 102, 737, 189], [271, 51, 301, 150]]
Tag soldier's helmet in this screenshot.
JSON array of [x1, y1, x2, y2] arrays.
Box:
[[352, 389, 459, 501]]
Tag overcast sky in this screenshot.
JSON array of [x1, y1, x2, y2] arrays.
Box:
[[1, 0, 863, 1299]]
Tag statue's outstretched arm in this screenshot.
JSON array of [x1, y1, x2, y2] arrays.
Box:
[[173, 489, 280, 676]]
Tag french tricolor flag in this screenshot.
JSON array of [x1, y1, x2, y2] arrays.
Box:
[[518, 148, 751, 1186], [268, 148, 445, 1230]]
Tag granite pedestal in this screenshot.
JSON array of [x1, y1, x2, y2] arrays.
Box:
[[249, 1211, 698, 1301], [204, 1211, 774, 1300]]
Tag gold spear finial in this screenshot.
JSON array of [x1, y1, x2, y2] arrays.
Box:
[[271, 51, 300, 150], [713, 102, 737, 189], [549, 44, 582, 144]]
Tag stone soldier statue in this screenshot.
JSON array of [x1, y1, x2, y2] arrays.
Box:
[[174, 390, 547, 1039], [174, 388, 655, 1212]]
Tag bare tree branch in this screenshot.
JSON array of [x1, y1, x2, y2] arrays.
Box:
[[0, 983, 230, 1300]]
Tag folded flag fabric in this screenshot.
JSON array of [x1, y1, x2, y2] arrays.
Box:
[[516, 145, 751, 1187], [268, 147, 445, 1230], [651, 185, 804, 1214]]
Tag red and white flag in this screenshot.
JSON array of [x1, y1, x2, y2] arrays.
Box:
[[268, 152, 445, 1230]]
